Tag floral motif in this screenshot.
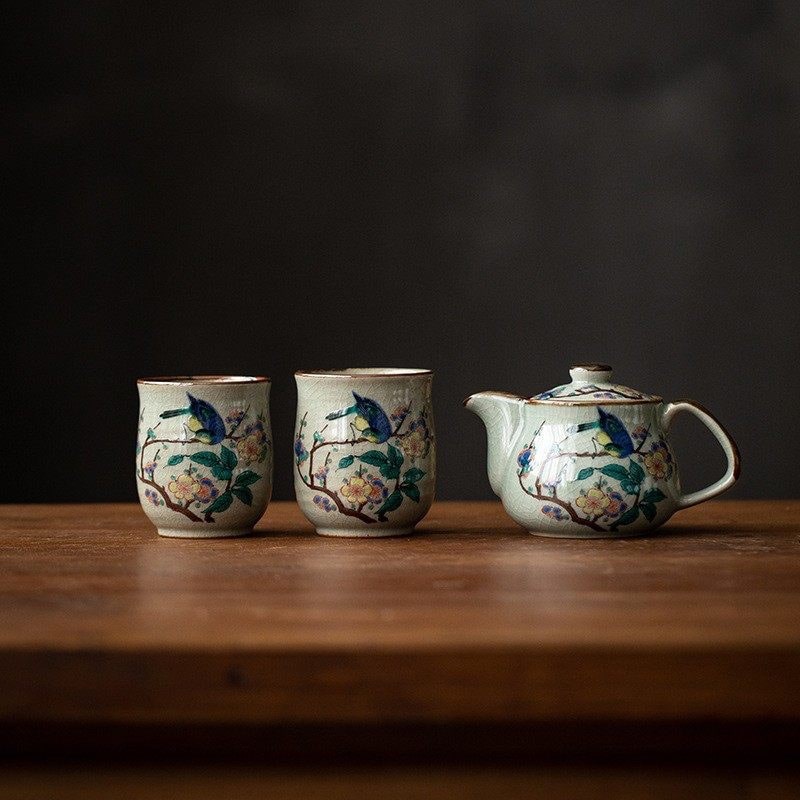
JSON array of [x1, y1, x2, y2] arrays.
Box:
[[295, 399, 431, 524], [195, 476, 220, 504], [518, 409, 669, 533], [169, 472, 201, 502], [643, 441, 673, 480], [313, 495, 335, 512], [576, 487, 610, 516], [144, 488, 162, 506], [517, 447, 534, 474], [541, 504, 568, 521], [237, 421, 269, 465], [294, 437, 309, 464], [399, 418, 430, 459], [390, 403, 410, 423], [137, 397, 267, 524], [341, 475, 372, 505]]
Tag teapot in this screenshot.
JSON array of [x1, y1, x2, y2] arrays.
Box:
[[464, 364, 740, 537]]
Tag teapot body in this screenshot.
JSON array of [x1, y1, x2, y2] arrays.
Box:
[[466, 364, 739, 538], [501, 401, 679, 537]]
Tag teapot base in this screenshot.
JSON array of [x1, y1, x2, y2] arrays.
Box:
[[315, 526, 414, 539]]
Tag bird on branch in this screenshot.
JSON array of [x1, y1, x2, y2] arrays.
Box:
[[160, 393, 226, 444], [325, 392, 392, 444], [571, 408, 634, 458]]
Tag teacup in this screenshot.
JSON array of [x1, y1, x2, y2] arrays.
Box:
[[294, 368, 435, 537], [136, 376, 272, 538]]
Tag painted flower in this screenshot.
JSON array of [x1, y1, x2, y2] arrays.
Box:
[[294, 437, 309, 463], [400, 419, 430, 459], [341, 475, 371, 505], [168, 472, 201, 502], [644, 442, 673, 479], [238, 433, 266, 465], [144, 461, 157, 479], [313, 495, 335, 512], [144, 488, 161, 506], [631, 424, 649, 442], [225, 408, 246, 426], [195, 476, 220, 504], [517, 447, 534, 474], [575, 487, 611, 516], [366, 476, 388, 504], [313, 466, 329, 485], [390, 403, 410, 423], [604, 490, 628, 519], [542, 504, 567, 521]]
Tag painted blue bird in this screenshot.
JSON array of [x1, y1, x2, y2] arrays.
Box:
[[572, 408, 634, 458], [160, 393, 226, 444], [325, 392, 393, 444]]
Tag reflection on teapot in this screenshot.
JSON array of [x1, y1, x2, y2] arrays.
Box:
[[465, 364, 740, 538]]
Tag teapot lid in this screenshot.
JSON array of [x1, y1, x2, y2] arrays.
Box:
[[531, 363, 661, 405]]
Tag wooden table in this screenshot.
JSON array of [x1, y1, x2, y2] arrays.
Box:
[[1, 501, 799, 798]]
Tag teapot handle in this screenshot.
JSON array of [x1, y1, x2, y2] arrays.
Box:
[[661, 400, 741, 509]]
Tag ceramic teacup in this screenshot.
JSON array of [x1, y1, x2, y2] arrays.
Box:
[[136, 376, 272, 538], [294, 368, 435, 537]]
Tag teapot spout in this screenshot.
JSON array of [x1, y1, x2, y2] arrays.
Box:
[[464, 391, 526, 497]]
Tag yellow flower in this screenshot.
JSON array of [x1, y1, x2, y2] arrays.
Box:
[[341, 476, 371, 505], [400, 429, 428, 459], [575, 487, 610, 516], [237, 433, 265, 465], [168, 472, 200, 501], [644, 449, 670, 479]]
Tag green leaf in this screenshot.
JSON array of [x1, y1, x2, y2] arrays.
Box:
[[640, 502, 657, 522], [403, 467, 425, 483], [191, 451, 222, 468], [387, 444, 404, 468], [313, 431, 324, 443], [358, 450, 389, 467], [338, 455, 355, 469], [642, 488, 666, 504], [146, 428, 156, 440], [220, 444, 238, 470], [576, 467, 595, 481], [616, 505, 640, 526], [377, 490, 403, 519], [166, 454, 185, 466], [620, 479, 639, 495], [232, 486, 253, 506], [234, 470, 261, 487], [600, 464, 630, 481], [211, 465, 233, 481], [400, 483, 420, 502], [380, 464, 400, 480], [206, 491, 233, 514], [629, 459, 645, 483]]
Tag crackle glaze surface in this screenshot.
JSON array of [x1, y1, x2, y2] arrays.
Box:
[[136, 377, 272, 537], [294, 369, 435, 537], [467, 365, 739, 538]]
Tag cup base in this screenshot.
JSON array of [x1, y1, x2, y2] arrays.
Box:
[[157, 527, 253, 539], [528, 528, 650, 539], [315, 527, 414, 539]]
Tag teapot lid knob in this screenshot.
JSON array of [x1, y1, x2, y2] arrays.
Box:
[[569, 363, 613, 383]]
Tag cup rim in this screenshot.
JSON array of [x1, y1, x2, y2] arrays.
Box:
[[137, 375, 270, 385], [294, 367, 433, 378]]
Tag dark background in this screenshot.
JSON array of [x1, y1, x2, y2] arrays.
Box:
[[5, 1, 799, 503]]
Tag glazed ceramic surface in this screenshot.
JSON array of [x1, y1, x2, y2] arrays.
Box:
[[136, 376, 272, 538], [294, 368, 435, 537], [465, 364, 740, 538]]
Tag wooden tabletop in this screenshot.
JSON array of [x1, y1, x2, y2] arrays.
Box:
[[1, 500, 799, 730]]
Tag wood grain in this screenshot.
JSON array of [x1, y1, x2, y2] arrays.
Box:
[[0, 501, 798, 727]]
